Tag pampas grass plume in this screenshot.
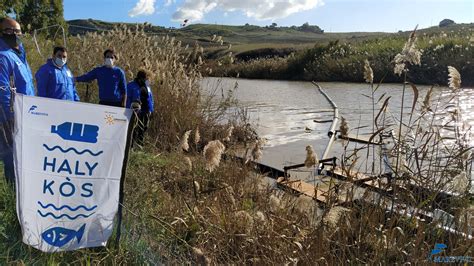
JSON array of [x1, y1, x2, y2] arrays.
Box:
[[363, 59, 374, 84], [448, 66, 461, 92], [223, 125, 234, 142], [179, 130, 192, 152], [203, 140, 225, 172], [304, 145, 318, 168], [194, 127, 201, 145]]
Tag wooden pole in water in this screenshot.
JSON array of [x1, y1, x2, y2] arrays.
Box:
[[312, 82, 339, 161]]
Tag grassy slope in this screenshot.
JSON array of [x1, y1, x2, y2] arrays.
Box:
[[67, 19, 388, 44], [66, 19, 391, 57]]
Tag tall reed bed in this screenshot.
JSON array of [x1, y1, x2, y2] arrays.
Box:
[[330, 28, 473, 263]]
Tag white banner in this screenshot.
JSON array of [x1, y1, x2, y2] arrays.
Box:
[[13, 94, 132, 252]]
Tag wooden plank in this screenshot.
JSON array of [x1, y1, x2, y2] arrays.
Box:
[[338, 134, 380, 145], [277, 177, 347, 203], [329, 167, 392, 192]]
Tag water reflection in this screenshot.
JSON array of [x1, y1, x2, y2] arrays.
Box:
[[202, 78, 473, 175]]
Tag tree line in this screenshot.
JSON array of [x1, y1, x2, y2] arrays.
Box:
[[1, 0, 66, 34]]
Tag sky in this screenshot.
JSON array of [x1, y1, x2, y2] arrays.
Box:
[[64, 0, 474, 33]]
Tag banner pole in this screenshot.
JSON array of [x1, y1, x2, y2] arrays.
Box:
[[85, 84, 90, 102], [115, 111, 136, 249]]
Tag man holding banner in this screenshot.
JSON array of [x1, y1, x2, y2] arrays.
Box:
[[0, 17, 35, 184]]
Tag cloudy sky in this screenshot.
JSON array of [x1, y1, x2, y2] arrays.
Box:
[[64, 0, 473, 32]]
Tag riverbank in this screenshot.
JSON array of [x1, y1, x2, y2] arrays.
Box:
[[0, 149, 314, 264], [207, 25, 474, 86], [3, 146, 473, 264]]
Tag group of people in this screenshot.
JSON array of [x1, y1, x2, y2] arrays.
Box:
[[0, 17, 154, 184]]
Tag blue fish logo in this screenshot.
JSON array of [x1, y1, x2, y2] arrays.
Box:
[[430, 243, 447, 256], [41, 224, 86, 247]]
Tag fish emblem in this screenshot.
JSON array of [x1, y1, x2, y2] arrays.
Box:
[[41, 224, 86, 247]]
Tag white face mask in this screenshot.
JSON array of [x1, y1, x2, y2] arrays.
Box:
[[54, 57, 67, 67], [104, 58, 114, 67]]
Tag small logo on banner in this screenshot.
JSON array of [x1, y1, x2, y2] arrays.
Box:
[[28, 105, 48, 116]]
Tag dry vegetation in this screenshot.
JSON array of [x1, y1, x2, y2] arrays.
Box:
[[0, 25, 473, 264]]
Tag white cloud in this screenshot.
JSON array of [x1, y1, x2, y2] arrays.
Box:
[[129, 0, 157, 17], [165, 0, 175, 7], [172, 0, 323, 22]]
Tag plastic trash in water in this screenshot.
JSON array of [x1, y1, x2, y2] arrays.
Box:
[[51, 122, 99, 143]]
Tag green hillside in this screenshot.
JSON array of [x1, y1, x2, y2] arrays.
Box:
[[67, 19, 392, 44]]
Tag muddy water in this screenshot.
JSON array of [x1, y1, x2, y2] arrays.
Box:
[[202, 77, 474, 183]]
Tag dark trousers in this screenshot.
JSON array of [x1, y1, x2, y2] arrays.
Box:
[[0, 120, 15, 184], [99, 100, 122, 107], [133, 112, 150, 147]]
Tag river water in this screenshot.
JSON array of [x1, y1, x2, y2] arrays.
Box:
[[202, 77, 474, 183]]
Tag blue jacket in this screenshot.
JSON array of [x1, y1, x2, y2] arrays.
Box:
[[125, 81, 140, 108], [35, 59, 79, 101], [126, 81, 154, 113], [0, 38, 35, 121], [76, 66, 126, 103]]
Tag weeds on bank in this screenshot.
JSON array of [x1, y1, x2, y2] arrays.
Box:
[[211, 25, 474, 86], [326, 28, 473, 263]]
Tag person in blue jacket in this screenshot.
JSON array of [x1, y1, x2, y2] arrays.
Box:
[[35, 46, 80, 101], [75, 49, 126, 107], [126, 70, 154, 146], [0, 17, 35, 184]]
